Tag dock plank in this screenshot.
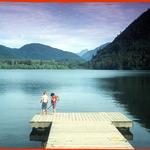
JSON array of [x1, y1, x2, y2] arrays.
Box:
[[46, 122, 132, 149]]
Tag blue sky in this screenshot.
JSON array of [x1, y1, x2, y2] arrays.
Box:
[[0, 2, 150, 52]]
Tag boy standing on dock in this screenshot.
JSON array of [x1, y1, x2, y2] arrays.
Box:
[[51, 93, 59, 113], [40, 91, 48, 115]]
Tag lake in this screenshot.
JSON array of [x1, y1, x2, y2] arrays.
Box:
[[0, 69, 150, 147]]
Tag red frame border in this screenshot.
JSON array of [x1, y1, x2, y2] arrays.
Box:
[[0, 0, 150, 2]]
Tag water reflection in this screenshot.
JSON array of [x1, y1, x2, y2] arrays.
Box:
[[96, 76, 150, 130], [117, 128, 133, 141], [30, 126, 51, 148], [0, 80, 58, 95]]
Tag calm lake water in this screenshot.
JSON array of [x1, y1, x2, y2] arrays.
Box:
[[0, 69, 150, 147]]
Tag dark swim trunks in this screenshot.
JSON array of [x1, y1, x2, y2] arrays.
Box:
[[42, 102, 47, 110]]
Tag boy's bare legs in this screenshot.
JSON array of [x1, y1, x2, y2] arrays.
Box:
[[41, 109, 44, 115], [41, 109, 48, 115], [52, 103, 56, 113], [45, 109, 48, 115], [53, 108, 56, 113]]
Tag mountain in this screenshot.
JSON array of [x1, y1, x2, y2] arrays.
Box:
[[91, 9, 150, 70], [82, 43, 110, 61], [0, 43, 82, 61], [77, 49, 89, 57], [0, 45, 18, 59]]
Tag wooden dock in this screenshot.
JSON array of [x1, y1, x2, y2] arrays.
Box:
[[30, 112, 134, 149]]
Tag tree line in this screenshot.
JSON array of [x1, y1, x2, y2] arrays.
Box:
[[0, 59, 87, 69]]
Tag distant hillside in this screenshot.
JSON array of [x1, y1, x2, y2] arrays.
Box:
[[77, 49, 89, 57], [82, 43, 110, 61], [91, 9, 150, 70], [0, 43, 82, 61], [0, 45, 18, 59]]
